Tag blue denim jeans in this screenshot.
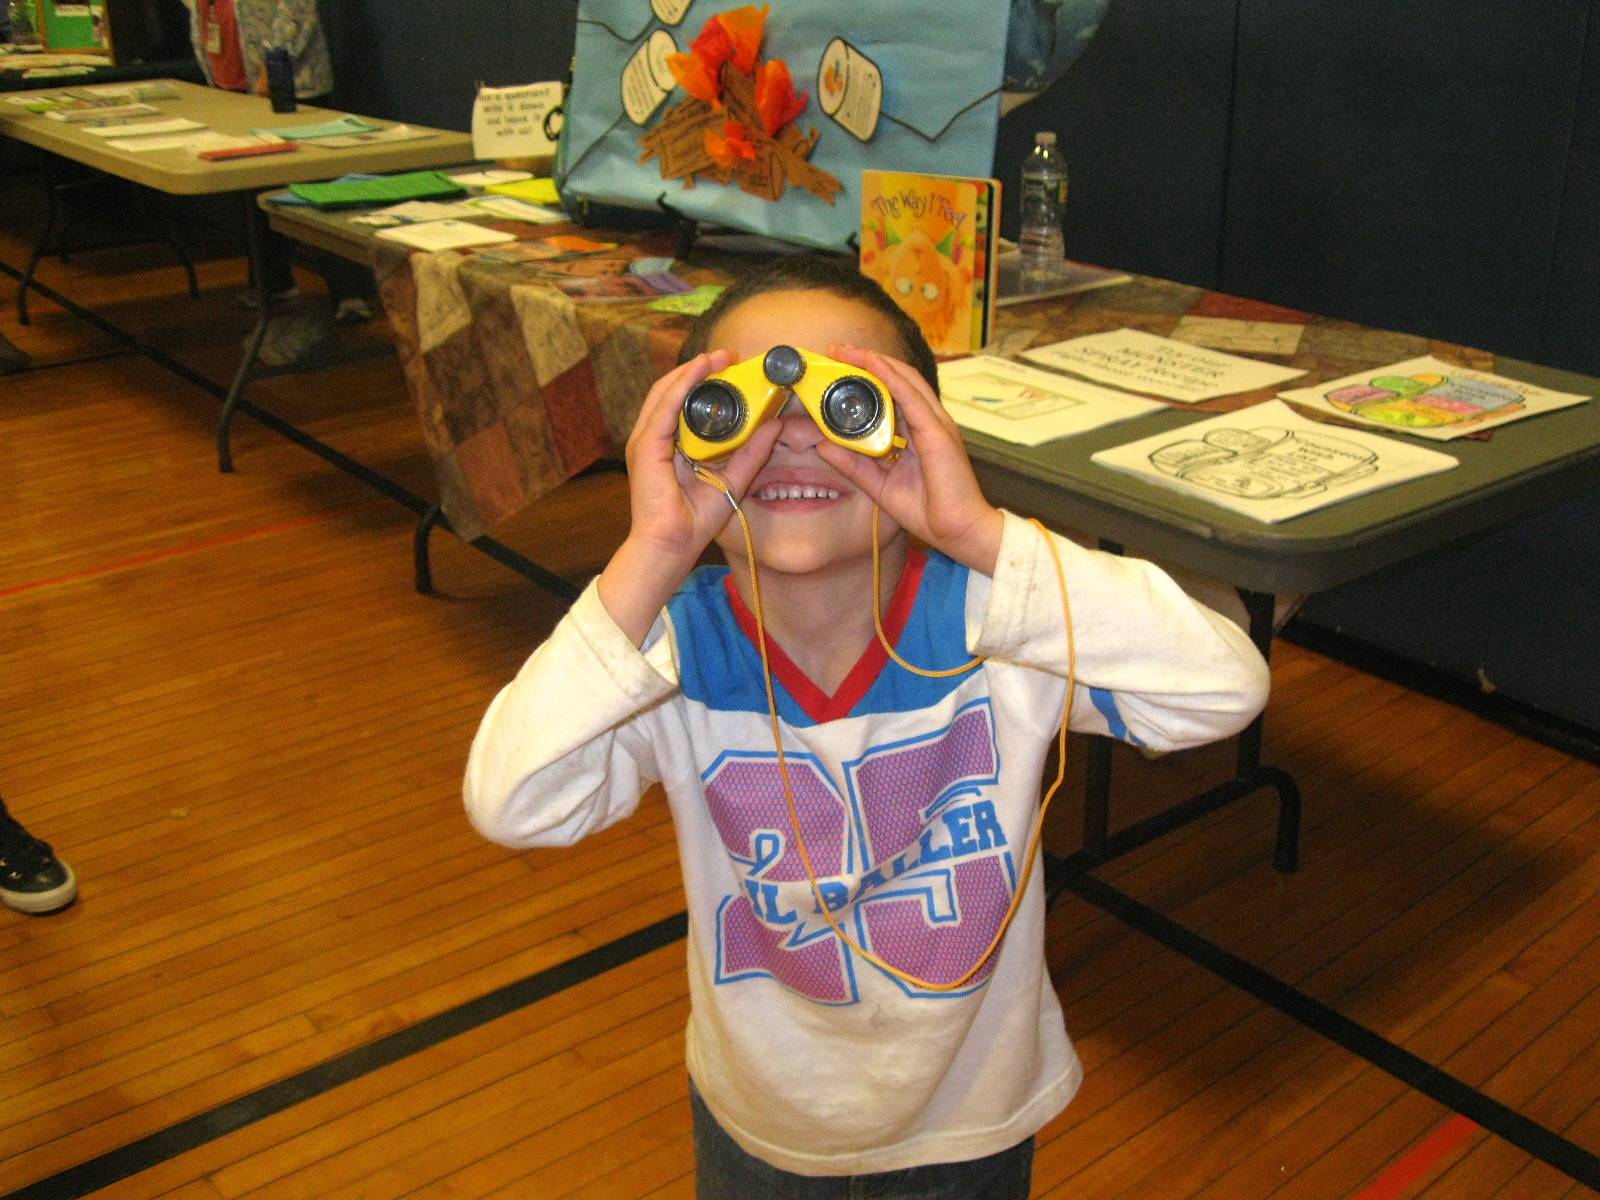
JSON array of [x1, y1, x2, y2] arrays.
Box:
[[690, 1085, 1035, 1199]]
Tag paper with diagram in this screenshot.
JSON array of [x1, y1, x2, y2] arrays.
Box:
[[940, 355, 1163, 445], [1090, 399, 1457, 522], [1278, 355, 1590, 440]]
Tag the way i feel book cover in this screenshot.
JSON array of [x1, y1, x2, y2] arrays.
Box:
[[859, 169, 998, 357]]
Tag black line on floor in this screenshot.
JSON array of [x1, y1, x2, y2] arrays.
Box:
[[0, 259, 580, 601], [1055, 866, 1600, 1191], [1, 911, 687, 1200]]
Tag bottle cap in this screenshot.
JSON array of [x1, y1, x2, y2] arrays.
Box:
[[1035, 131, 1056, 146]]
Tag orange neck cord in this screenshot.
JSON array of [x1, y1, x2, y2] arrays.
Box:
[[690, 462, 1075, 992]]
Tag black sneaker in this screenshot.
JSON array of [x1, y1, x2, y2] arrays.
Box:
[[0, 801, 78, 915]]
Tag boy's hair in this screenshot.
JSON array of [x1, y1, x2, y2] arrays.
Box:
[[678, 255, 940, 393]]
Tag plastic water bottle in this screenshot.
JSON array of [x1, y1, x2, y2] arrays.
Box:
[[265, 47, 298, 113], [1018, 131, 1068, 292]]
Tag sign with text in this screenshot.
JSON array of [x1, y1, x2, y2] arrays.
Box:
[[1024, 327, 1305, 403], [471, 82, 562, 161]]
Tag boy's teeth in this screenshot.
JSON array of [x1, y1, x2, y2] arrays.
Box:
[[756, 484, 841, 501]]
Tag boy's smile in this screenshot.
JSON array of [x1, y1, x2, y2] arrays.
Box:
[[747, 473, 846, 505]]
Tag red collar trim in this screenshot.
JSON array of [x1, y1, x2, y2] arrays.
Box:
[[723, 548, 927, 724]]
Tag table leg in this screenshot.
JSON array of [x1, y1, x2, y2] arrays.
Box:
[[17, 162, 64, 326], [414, 503, 445, 595], [218, 193, 272, 473], [1050, 557, 1303, 889]]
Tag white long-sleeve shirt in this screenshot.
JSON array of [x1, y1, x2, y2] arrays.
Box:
[[465, 511, 1269, 1175]]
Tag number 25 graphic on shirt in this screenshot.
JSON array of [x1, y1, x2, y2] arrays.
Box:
[[704, 699, 1015, 1003]]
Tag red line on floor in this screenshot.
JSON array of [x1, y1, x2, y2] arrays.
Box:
[[0, 509, 356, 599], [1355, 1114, 1481, 1200]]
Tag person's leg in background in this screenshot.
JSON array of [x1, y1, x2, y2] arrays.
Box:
[[0, 794, 77, 915], [241, 226, 327, 367]]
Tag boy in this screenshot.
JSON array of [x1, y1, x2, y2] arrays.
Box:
[[465, 257, 1270, 1196]]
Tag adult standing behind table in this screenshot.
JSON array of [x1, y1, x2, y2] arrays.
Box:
[[189, 0, 332, 104], [184, 0, 372, 365]]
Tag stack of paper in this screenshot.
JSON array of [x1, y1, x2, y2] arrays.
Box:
[[287, 171, 466, 209], [375, 221, 516, 252], [254, 114, 382, 141], [83, 118, 206, 139]]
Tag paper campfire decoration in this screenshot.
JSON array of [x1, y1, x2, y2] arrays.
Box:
[[641, 5, 842, 206]]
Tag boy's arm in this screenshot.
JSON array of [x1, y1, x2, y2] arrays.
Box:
[[464, 580, 678, 849], [467, 349, 785, 845], [969, 511, 1271, 750]]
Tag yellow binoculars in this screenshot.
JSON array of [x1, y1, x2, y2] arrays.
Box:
[[677, 345, 905, 462]]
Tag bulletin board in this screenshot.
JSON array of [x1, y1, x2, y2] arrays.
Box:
[[38, 0, 114, 57]]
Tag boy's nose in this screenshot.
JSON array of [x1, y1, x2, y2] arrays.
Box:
[[773, 393, 823, 450]]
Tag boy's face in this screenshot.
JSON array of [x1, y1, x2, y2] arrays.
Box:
[[704, 288, 910, 580]]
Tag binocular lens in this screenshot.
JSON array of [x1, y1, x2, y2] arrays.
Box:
[[762, 345, 806, 387], [683, 381, 746, 443], [820, 377, 883, 439]]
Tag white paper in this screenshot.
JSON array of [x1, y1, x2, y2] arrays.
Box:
[[1277, 354, 1590, 440], [1090, 399, 1457, 523], [116, 132, 229, 153], [314, 124, 433, 148], [84, 118, 206, 138], [471, 82, 562, 159], [462, 196, 567, 223], [940, 355, 1164, 446], [622, 31, 679, 125], [1024, 327, 1306, 403], [379, 200, 479, 223], [446, 168, 533, 186], [375, 220, 517, 252]]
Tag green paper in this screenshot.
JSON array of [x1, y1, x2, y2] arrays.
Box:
[[288, 171, 467, 210], [648, 285, 724, 315], [255, 114, 383, 142]]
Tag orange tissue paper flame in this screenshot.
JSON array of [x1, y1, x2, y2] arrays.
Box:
[[667, 50, 723, 105], [671, 3, 769, 104], [705, 119, 758, 167], [754, 58, 808, 136], [710, 5, 769, 75]]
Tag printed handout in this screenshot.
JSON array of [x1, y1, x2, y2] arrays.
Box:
[[939, 355, 1163, 446], [1090, 399, 1457, 522], [1278, 355, 1590, 440], [1024, 327, 1305, 403]]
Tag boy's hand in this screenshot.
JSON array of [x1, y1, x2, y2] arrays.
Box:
[[598, 351, 781, 645], [817, 346, 1004, 576]]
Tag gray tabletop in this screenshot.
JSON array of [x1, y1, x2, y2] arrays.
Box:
[[964, 357, 1600, 596], [0, 78, 473, 194]]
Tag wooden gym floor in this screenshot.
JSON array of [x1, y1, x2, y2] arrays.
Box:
[[1, 172, 1598, 1199]]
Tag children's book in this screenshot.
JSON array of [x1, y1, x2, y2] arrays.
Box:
[[859, 169, 1000, 357]]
